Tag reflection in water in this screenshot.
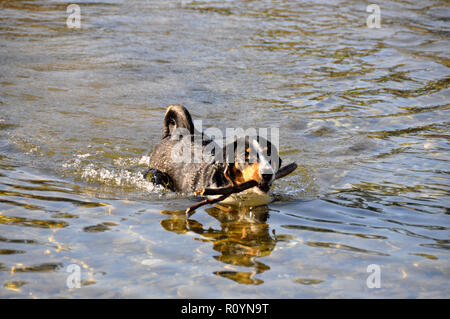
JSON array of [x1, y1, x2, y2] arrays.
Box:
[[161, 205, 278, 285]]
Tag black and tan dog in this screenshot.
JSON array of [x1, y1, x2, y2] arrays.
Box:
[[145, 105, 282, 206]]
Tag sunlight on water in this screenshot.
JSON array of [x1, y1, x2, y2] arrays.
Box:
[[0, 0, 449, 298]]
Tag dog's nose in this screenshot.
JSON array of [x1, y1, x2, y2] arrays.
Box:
[[261, 173, 273, 182]]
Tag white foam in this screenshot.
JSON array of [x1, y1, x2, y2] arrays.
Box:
[[113, 155, 151, 167], [80, 164, 162, 193]]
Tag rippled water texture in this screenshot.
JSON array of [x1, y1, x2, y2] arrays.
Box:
[[0, 0, 449, 298]]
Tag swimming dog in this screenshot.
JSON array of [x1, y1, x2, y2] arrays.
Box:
[[146, 105, 282, 206]]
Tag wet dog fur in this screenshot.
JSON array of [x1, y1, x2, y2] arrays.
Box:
[[146, 105, 282, 206]]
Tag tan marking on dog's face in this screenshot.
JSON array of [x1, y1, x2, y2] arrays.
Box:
[[229, 163, 262, 185], [240, 163, 262, 184]]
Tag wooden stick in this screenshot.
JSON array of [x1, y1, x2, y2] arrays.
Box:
[[186, 181, 261, 216], [186, 162, 297, 214], [197, 162, 298, 197], [186, 193, 230, 216], [197, 180, 258, 196], [275, 162, 298, 180]]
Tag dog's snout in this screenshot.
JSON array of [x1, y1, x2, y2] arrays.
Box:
[[261, 173, 273, 182]]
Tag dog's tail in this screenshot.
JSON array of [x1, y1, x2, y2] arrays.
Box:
[[162, 105, 195, 138]]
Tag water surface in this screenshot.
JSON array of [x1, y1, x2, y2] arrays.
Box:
[[0, 0, 449, 298]]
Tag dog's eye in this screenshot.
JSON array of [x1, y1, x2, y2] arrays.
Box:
[[245, 147, 250, 159]]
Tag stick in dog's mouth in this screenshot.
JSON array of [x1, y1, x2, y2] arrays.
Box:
[[186, 162, 298, 215]]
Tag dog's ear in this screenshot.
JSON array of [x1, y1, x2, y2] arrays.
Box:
[[162, 105, 195, 138], [222, 136, 250, 164]]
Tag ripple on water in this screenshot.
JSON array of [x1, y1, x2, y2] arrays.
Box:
[[0, 0, 448, 298]]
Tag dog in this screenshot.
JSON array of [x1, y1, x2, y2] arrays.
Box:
[[145, 105, 282, 206]]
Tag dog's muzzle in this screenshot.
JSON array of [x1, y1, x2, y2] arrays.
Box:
[[258, 173, 273, 192]]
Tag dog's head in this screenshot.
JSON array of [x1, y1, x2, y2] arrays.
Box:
[[222, 135, 282, 198]]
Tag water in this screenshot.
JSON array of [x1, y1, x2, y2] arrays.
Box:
[[0, 0, 449, 298]]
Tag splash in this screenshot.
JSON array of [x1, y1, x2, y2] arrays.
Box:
[[63, 155, 163, 193]]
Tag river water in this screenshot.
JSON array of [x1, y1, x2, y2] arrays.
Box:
[[0, 0, 449, 298]]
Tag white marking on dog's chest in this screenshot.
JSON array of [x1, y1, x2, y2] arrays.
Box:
[[208, 187, 272, 207]]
